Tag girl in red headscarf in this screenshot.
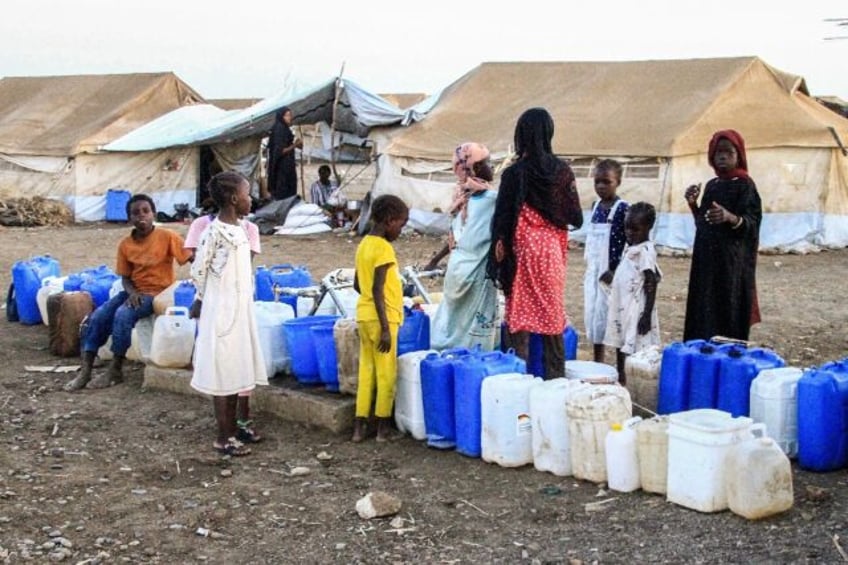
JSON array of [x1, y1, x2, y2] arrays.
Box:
[[683, 129, 762, 342]]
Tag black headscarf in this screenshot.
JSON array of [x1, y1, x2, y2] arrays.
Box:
[[486, 107, 583, 294]]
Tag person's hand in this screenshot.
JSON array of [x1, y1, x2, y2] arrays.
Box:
[[294, 139, 303, 149], [126, 291, 143, 309], [599, 270, 614, 285], [495, 240, 505, 263], [377, 327, 391, 353], [684, 184, 701, 206], [638, 311, 651, 335], [705, 201, 734, 225], [189, 299, 202, 319]]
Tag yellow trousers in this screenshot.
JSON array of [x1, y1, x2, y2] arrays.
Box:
[[355, 320, 399, 418]]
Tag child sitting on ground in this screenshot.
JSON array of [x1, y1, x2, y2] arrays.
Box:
[[65, 194, 192, 391], [604, 201, 662, 384], [351, 194, 409, 443]]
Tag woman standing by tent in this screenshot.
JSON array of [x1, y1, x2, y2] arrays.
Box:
[[266, 107, 302, 200], [683, 129, 761, 342], [487, 108, 583, 379]]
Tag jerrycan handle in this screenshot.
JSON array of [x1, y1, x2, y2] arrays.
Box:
[[623, 416, 643, 429], [165, 306, 190, 317], [749, 422, 767, 439], [41, 275, 58, 287], [270, 263, 295, 273]]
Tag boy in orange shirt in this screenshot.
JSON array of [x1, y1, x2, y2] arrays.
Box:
[[65, 194, 192, 391]]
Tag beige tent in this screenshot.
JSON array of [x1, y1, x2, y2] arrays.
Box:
[[0, 72, 204, 221], [375, 57, 848, 251]]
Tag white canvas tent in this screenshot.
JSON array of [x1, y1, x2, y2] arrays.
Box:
[[374, 57, 848, 251], [0, 72, 204, 221]]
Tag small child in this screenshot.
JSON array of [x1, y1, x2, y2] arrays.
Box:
[[584, 159, 629, 364], [351, 194, 409, 443], [604, 201, 662, 384], [65, 194, 192, 391], [190, 171, 269, 456]]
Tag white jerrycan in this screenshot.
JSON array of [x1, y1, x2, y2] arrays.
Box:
[[149, 306, 196, 368]]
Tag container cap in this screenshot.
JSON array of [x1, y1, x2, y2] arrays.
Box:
[[611, 422, 623, 431]]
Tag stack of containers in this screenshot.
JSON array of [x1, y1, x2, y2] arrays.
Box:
[[282, 315, 339, 385]]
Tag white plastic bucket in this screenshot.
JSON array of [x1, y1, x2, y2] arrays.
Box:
[[255, 300, 296, 377], [636, 415, 670, 494], [395, 349, 436, 440], [750, 367, 804, 458], [481, 373, 540, 467], [530, 378, 589, 476], [37, 276, 68, 326], [566, 384, 633, 483], [566, 360, 619, 384], [149, 306, 196, 368], [726, 436, 794, 520], [667, 408, 762, 513]]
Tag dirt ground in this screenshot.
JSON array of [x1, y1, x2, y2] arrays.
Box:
[[1, 222, 847, 564]]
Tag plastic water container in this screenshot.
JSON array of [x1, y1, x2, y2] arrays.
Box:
[[688, 343, 725, 410], [666, 408, 763, 512], [605, 416, 642, 492], [149, 306, 196, 368], [397, 307, 430, 356], [37, 276, 68, 326], [255, 300, 296, 378], [481, 373, 541, 467], [334, 318, 360, 395], [420, 347, 473, 449], [81, 271, 119, 308], [526, 325, 579, 377], [282, 315, 339, 384], [174, 280, 197, 310], [395, 349, 437, 439], [726, 436, 794, 520], [750, 367, 803, 458], [636, 415, 669, 494], [105, 188, 131, 222], [530, 378, 590, 476], [625, 345, 662, 413], [657, 341, 694, 414], [11, 255, 61, 324], [565, 360, 619, 384], [797, 361, 848, 472], [454, 350, 526, 457], [566, 384, 633, 483], [255, 264, 313, 301], [311, 324, 340, 391], [313, 287, 360, 318]]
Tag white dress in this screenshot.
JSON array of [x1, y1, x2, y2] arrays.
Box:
[[604, 240, 662, 355], [190, 219, 268, 396]]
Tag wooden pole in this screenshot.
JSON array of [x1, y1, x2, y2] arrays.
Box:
[[297, 125, 305, 199], [329, 62, 346, 186]]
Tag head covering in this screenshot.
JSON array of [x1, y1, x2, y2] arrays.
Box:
[[708, 129, 749, 180], [448, 142, 492, 219]]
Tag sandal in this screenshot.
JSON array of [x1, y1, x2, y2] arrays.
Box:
[[213, 438, 251, 457], [236, 420, 262, 444]]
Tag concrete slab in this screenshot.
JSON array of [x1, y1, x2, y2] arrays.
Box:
[[142, 365, 355, 434]]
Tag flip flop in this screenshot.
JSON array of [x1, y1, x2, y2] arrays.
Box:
[[213, 438, 251, 456]]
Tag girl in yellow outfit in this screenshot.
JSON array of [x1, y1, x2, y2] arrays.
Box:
[[351, 195, 409, 443]]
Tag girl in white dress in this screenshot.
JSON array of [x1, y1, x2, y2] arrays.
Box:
[[190, 171, 268, 456], [604, 202, 662, 384]]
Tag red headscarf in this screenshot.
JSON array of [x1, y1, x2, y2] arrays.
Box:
[[708, 129, 749, 180]]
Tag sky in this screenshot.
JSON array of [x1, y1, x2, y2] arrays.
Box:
[[1, 0, 847, 101]]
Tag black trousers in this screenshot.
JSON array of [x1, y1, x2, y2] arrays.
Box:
[[504, 330, 565, 380]]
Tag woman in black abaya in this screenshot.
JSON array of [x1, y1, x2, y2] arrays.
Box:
[[266, 107, 302, 200]]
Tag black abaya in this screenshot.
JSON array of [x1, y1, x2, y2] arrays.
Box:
[[267, 113, 298, 200]]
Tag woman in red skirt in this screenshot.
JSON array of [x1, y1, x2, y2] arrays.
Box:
[[487, 108, 583, 379]]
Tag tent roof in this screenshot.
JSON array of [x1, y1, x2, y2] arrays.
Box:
[[385, 57, 848, 160], [0, 72, 203, 156], [104, 78, 413, 151], [209, 98, 262, 111]]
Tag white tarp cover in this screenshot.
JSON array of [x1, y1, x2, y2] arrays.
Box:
[[104, 78, 417, 151]]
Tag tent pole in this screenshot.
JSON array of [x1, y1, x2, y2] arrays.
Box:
[[298, 125, 305, 199], [330, 63, 346, 186]]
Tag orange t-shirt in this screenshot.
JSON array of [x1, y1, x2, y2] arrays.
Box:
[[116, 227, 192, 295]]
